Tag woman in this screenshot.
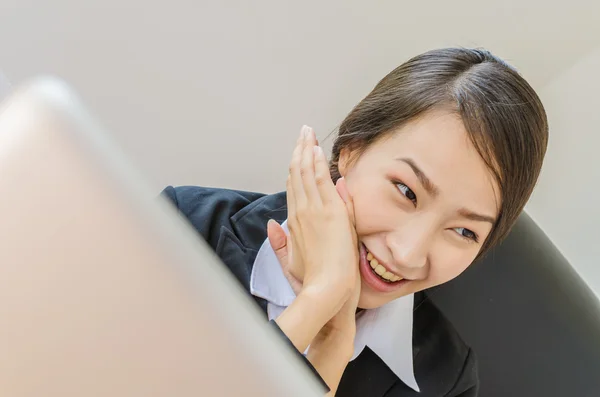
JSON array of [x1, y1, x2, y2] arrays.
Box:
[[162, 47, 548, 396]]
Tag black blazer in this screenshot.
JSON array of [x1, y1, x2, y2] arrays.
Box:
[[161, 185, 478, 397]]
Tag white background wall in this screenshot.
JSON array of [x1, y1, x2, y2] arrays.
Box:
[[526, 47, 600, 294], [1, 2, 599, 292]]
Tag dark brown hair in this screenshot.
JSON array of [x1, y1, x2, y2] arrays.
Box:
[[329, 48, 548, 259]]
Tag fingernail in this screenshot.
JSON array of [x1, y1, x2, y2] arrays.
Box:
[[313, 146, 322, 156], [301, 125, 310, 138], [336, 177, 350, 202], [307, 126, 314, 140]]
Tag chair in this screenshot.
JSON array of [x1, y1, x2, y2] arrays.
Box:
[[429, 212, 600, 396]]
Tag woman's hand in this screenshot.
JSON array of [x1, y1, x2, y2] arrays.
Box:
[[268, 176, 361, 341], [268, 126, 361, 394], [286, 125, 359, 312], [272, 126, 360, 352]]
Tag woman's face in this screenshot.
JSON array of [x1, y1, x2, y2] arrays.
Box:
[[339, 109, 501, 309]]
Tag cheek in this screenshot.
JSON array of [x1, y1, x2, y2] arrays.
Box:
[[351, 194, 394, 237], [346, 178, 395, 235]]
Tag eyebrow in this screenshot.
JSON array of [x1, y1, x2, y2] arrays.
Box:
[[457, 208, 497, 225], [396, 157, 497, 225], [396, 157, 439, 197]]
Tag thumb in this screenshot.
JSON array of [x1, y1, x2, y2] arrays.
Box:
[[267, 219, 288, 265], [335, 177, 356, 227], [267, 219, 302, 294]]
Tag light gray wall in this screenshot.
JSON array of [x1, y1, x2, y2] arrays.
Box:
[[526, 47, 600, 295], [1, 1, 598, 194], [1, 2, 599, 292]]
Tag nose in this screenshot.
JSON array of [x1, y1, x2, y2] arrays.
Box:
[[386, 223, 432, 271]]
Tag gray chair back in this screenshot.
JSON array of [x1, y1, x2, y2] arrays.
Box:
[[429, 213, 600, 397]]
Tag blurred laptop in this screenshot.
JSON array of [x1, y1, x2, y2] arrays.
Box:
[[0, 78, 322, 397]]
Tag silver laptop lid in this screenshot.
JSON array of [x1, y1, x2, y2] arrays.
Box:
[[0, 78, 322, 397]]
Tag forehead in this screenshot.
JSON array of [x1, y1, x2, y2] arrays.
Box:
[[363, 110, 501, 214]]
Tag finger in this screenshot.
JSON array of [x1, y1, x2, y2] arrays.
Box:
[[312, 145, 338, 204], [267, 219, 288, 264], [286, 128, 304, 224], [336, 177, 357, 227], [286, 174, 295, 218], [289, 126, 309, 209], [300, 127, 321, 204], [284, 233, 303, 295], [308, 126, 318, 146]]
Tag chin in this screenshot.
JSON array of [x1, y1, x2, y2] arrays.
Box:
[[357, 291, 387, 310]]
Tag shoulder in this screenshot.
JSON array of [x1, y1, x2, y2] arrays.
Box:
[[413, 296, 479, 396], [160, 185, 267, 248], [161, 185, 266, 214]]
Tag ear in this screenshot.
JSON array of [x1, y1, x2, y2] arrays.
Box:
[[338, 147, 354, 177]]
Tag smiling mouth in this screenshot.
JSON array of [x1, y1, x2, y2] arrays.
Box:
[[365, 249, 404, 283]]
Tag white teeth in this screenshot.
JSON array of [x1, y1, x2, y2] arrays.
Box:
[[366, 249, 403, 282]]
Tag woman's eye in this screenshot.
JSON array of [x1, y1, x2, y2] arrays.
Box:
[[454, 227, 478, 242], [397, 182, 417, 204]]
